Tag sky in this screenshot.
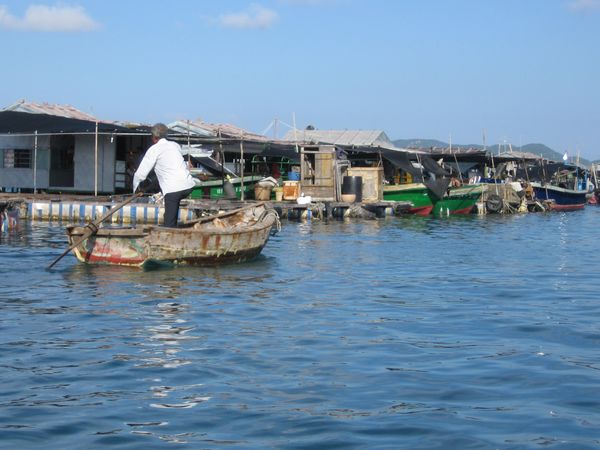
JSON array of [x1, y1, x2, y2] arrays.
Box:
[[1, 0, 599, 159]]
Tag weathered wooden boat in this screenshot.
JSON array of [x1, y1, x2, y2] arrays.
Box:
[[530, 182, 587, 211], [65, 203, 279, 266], [383, 183, 485, 216]]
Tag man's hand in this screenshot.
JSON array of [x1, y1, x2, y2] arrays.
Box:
[[135, 178, 153, 194]]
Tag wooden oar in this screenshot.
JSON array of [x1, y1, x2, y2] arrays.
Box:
[[47, 192, 144, 269], [181, 201, 267, 227]]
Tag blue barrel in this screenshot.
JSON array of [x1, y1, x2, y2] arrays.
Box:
[[342, 176, 363, 202]]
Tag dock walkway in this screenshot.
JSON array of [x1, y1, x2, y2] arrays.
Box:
[[0, 194, 412, 229]]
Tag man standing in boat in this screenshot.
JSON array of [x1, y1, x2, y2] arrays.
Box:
[[133, 123, 195, 227]]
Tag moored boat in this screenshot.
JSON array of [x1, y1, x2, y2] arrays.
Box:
[[530, 182, 587, 211], [65, 203, 279, 267], [190, 175, 263, 200], [525, 161, 589, 211], [433, 183, 486, 216], [382, 183, 435, 215], [383, 182, 484, 216]]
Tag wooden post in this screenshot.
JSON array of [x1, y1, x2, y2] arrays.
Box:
[[218, 128, 225, 197], [450, 134, 463, 183], [33, 130, 38, 194], [187, 120, 191, 165], [94, 121, 98, 197], [240, 134, 245, 201], [292, 112, 298, 154]]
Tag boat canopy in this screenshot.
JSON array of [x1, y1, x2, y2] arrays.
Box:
[[0, 110, 148, 135], [364, 148, 454, 199]]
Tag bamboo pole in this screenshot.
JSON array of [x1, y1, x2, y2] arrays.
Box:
[[450, 134, 463, 183], [490, 152, 499, 195], [240, 133, 245, 201], [94, 121, 98, 196], [292, 112, 298, 154], [218, 128, 225, 200], [33, 130, 38, 194], [187, 120, 191, 165], [540, 156, 549, 200]]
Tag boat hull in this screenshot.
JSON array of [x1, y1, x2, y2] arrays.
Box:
[[433, 184, 485, 216], [383, 184, 434, 215], [66, 205, 277, 266], [144, 222, 274, 265], [383, 183, 483, 216], [531, 183, 587, 211]]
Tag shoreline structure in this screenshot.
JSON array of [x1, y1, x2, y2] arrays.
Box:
[[0, 193, 413, 229]]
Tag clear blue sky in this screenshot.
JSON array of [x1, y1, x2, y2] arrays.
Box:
[[1, 0, 599, 158]]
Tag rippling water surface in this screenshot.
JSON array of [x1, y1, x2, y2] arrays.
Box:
[[1, 208, 600, 449]]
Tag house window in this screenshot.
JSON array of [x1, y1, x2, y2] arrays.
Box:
[[3, 149, 32, 168], [3, 149, 14, 168], [14, 149, 32, 168]]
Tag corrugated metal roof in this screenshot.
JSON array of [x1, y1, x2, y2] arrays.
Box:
[[169, 119, 269, 141], [282, 129, 394, 148], [3, 100, 100, 122], [497, 150, 543, 160], [0, 110, 142, 134]]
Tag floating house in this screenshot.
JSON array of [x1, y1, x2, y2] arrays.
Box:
[[0, 102, 299, 197], [0, 100, 148, 194], [281, 128, 423, 201], [169, 119, 298, 170], [167, 119, 300, 200]]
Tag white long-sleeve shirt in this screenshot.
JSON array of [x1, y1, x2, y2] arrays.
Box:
[[133, 138, 196, 194]]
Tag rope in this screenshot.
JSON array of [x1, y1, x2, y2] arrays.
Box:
[[259, 208, 281, 235]]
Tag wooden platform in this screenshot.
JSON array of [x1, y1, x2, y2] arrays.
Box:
[[0, 193, 414, 226], [265, 200, 413, 220]]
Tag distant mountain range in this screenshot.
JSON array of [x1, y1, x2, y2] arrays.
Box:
[[392, 139, 594, 167]]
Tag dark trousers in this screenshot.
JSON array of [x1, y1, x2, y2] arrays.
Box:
[[163, 188, 193, 227]]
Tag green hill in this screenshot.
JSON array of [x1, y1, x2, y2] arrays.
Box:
[[393, 138, 449, 148], [392, 139, 592, 166]]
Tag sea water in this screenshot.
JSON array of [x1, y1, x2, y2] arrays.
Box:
[[1, 208, 599, 449]]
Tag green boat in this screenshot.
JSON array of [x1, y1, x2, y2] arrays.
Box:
[[189, 175, 263, 200], [433, 184, 485, 216], [383, 183, 435, 215], [383, 183, 484, 216]]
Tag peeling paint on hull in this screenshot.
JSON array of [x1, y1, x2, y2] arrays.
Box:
[[67, 205, 278, 267]]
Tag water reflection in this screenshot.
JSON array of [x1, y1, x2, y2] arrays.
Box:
[[3, 213, 600, 448], [557, 212, 569, 274], [124, 300, 210, 444], [139, 302, 195, 369], [61, 253, 276, 293]]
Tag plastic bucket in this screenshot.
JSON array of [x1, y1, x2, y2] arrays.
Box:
[[288, 171, 300, 181], [342, 176, 363, 202], [254, 184, 272, 201]]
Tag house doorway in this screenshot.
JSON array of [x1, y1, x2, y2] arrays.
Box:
[[49, 135, 75, 188]]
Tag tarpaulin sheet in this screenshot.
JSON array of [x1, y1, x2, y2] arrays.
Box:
[[420, 155, 454, 177], [0, 110, 145, 134], [423, 178, 451, 199], [379, 150, 422, 175]]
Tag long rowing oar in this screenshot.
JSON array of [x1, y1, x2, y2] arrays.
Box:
[[181, 201, 267, 227], [47, 192, 144, 269]]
